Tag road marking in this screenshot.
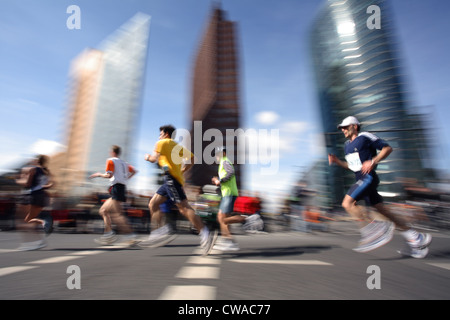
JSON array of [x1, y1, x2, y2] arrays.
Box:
[[228, 259, 333, 266], [186, 256, 221, 265], [176, 266, 220, 279], [0, 249, 17, 253], [158, 285, 216, 300], [192, 248, 222, 256], [26, 255, 83, 264], [427, 262, 450, 271], [0, 266, 39, 277], [69, 250, 105, 256]]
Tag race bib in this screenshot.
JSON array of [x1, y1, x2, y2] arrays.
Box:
[[345, 152, 362, 172]]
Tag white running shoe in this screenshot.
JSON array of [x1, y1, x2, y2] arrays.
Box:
[[353, 221, 395, 253], [118, 234, 141, 247], [243, 214, 264, 232], [397, 246, 429, 259], [213, 238, 240, 251], [201, 228, 218, 256], [95, 232, 118, 245], [140, 225, 177, 248], [408, 233, 432, 250], [17, 239, 47, 251]]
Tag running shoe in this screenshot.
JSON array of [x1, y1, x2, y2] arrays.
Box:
[[201, 228, 218, 256], [397, 246, 429, 259], [117, 234, 141, 247], [408, 233, 432, 250], [243, 214, 264, 232], [17, 239, 47, 251], [95, 232, 118, 245], [353, 221, 395, 253], [213, 238, 240, 251], [140, 225, 177, 248]]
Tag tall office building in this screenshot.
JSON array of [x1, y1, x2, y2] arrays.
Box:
[[310, 0, 428, 204], [188, 5, 242, 189], [57, 13, 150, 193]]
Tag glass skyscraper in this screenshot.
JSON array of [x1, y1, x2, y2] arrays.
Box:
[[59, 13, 151, 193], [310, 0, 427, 205], [87, 13, 151, 174]]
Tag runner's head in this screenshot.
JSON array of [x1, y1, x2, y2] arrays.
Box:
[[338, 116, 360, 139], [36, 154, 50, 174], [215, 146, 226, 161], [159, 125, 176, 140], [110, 145, 121, 157], [37, 154, 49, 166]]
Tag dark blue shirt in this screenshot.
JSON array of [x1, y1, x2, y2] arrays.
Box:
[[344, 132, 389, 180], [30, 166, 49, 192]]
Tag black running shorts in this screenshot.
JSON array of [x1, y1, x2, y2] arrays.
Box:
[[109, 183, 127, 202]]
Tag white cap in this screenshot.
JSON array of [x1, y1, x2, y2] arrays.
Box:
[[337, 116, 360, 129]]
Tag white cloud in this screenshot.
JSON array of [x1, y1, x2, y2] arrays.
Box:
[[30, 139, 66, 156], [282, 121, 307, 134], [0, 137, 66, 172], [254, 111, 280, 125]]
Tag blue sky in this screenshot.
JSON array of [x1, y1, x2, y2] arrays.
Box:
[[1, 0, 449, 203]]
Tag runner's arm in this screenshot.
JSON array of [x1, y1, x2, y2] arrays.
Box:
[[328, 154, 349, 170], [372, 145, 392, 165], [128, 165, 137, 179], [42, 173, 54, 189], [181, 153, 196, 174], [361, 146, 393, 174], [89, 172, 112, 179], [89, 159, 113, 179], [219, 160, 235, 183], [144, 151, 160, 163], [16, 167, 34, 188]]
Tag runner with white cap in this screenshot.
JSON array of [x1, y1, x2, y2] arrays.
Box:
[[329, 116, 432, 257]]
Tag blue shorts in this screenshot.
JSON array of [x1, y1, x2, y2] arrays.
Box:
[[347, 174, 383, 206], [156, 174, 187, 203], [219, 196, 237, 214]]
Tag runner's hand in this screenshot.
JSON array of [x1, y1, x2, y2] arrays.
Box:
[[328, 154, 338, 165], [361, 160, 374, 174]]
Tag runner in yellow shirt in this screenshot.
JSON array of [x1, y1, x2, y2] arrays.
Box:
[[143, 125, 215, 254]]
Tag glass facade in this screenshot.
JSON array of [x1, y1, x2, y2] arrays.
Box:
[[310, 0, 427, 205], [61, 13, 150, 193], [87, 13, 151, 176]]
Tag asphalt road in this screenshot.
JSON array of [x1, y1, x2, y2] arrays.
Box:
[[0, 223, 449, 301]]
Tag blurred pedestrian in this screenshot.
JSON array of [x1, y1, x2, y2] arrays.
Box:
[[143, 125, 215, 255], [89, 145, 138, 246], [211, 146, 263, 251], [15, 155, 54, 250], [328, 116, 431, 258]]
